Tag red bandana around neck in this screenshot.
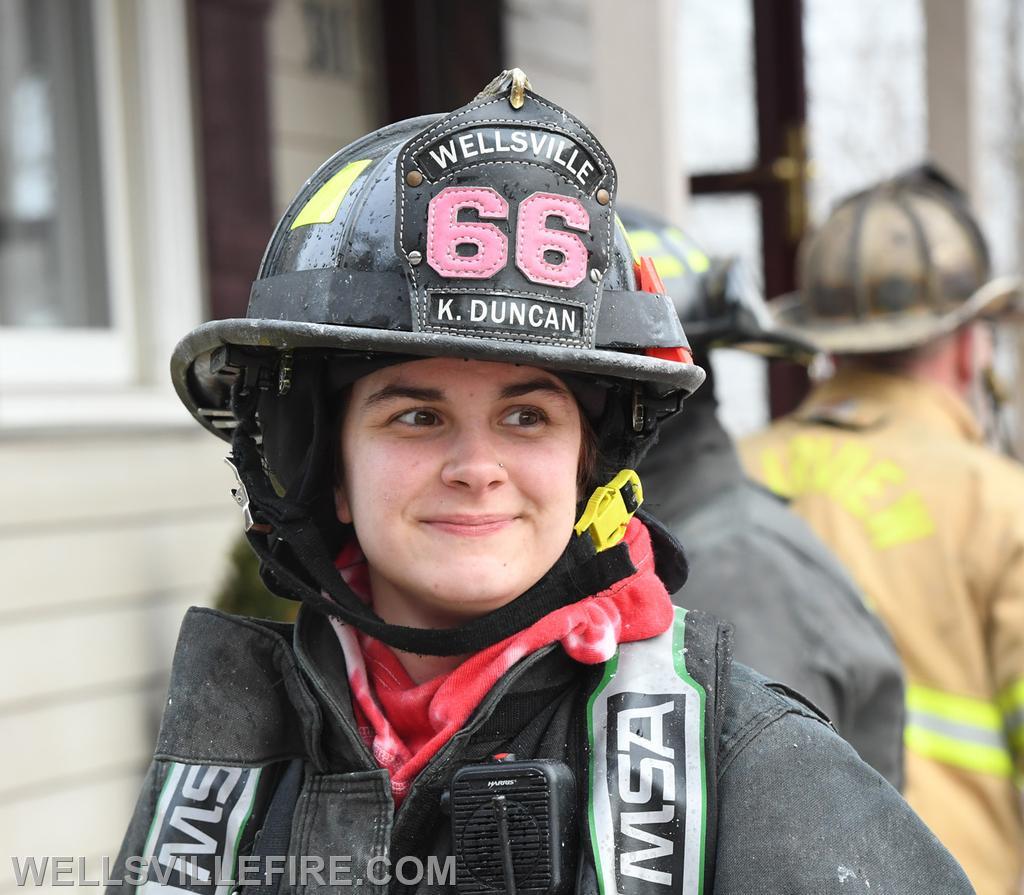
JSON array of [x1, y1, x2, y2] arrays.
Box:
[[329, 518, 674, 803]]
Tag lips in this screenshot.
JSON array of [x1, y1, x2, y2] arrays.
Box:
[[421, 514, 518, 537]]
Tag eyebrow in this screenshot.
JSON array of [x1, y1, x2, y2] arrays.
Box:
[[498, 377, 572, 401], [363, 385, 445, 407], [362, 376, 570, 407]]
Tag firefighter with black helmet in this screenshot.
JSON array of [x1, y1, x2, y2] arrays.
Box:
[[743, 164, 1024, 894], [620, 206, 905, 789], [109, 75, 969, 895]]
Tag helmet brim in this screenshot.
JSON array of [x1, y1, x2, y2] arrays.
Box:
[[769, 275, 1023, 355], [172, 318, 706, 441], [689, 321, 819, 362]]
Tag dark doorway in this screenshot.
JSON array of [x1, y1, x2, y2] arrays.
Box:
[[687, 0, 810, 417], [378, 0, 505, 121], [192, 0, 276, 321]]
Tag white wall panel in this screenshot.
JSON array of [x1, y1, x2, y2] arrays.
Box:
[[0, 774, 145, 893], [0, 433, 236, 530], [2, 516, 237, 617], [2, 684, 162, 801], [2, 596, 200, 710]]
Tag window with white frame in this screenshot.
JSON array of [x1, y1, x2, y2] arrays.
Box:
[[0, 0, 204, 426], [0, 0, 108, 330]]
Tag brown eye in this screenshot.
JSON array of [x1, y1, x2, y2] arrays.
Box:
[[501, 407, 546, 427], [396, 409, 440, 426]]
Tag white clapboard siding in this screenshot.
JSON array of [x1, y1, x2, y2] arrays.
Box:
[[268, 0, 375, 74], [1, 428, 243, 876], [270, 71, 370, 145], [2, 594, 214, 711], [267, 0, 378, 215], [505, 0, 594, 120], [1, 514, 239, 618], [0, 432, 236, 531], [1, 681, 164, 802], [2, 854, 122, 895], [0, 772, 146, 894]]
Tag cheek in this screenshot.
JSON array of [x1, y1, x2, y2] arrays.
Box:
[[343, 438, 433, 523], [512, 436, 582, 521]]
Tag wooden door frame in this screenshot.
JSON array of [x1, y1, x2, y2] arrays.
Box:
[[191, 0, 275, 321], [688, 0, 809, 416], [378, 0, 505, 121]]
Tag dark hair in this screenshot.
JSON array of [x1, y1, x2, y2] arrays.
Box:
[[332, 386, 352, 489], [577, 409, 600, 496]]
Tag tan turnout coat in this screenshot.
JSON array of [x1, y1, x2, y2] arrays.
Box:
[[741, 369, 1024, 895]]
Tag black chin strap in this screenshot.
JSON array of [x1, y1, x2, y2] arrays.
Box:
[[228, 394, 635, 657]]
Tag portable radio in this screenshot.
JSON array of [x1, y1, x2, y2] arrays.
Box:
[[449, 758, 577, 895]]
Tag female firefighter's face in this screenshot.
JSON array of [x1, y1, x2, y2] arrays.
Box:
[[334, 357, 584, 629]]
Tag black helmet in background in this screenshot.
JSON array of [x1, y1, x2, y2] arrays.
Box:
[[618, 205, 816, 360]]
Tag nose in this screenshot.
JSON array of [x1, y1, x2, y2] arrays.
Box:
[[440, 425, 509, 492]]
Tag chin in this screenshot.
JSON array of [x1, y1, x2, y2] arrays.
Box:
[[422, 557, 542, 616]]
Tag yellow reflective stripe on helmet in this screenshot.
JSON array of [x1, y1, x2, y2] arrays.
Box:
[[685, 249, 711, 274], [290, 158, 373, 230], [650, 253, 686, 280], [626, 228, 662, 257], [664, 225, 710, 273], [614, 214, 640, 265], [905, 684, 1013, 777], [623, 226, 701, 281]]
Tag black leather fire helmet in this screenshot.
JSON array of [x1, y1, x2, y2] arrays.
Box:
[[618, 204, 816, 360], [169, 70, 703, 654]]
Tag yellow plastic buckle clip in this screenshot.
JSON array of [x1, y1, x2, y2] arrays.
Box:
[[574, 469, 644, 552]]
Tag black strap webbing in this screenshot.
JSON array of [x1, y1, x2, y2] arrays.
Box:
[[504, 698, 565, 758], [245, 759, 305, 895]]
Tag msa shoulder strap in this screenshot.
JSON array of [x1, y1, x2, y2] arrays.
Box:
[[133, 761, 301, 895], [584, 607, 726, 895], [134, 762, 270, 895]]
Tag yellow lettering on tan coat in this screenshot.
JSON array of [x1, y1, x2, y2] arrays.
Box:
[[760, 434, 934, 549]]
